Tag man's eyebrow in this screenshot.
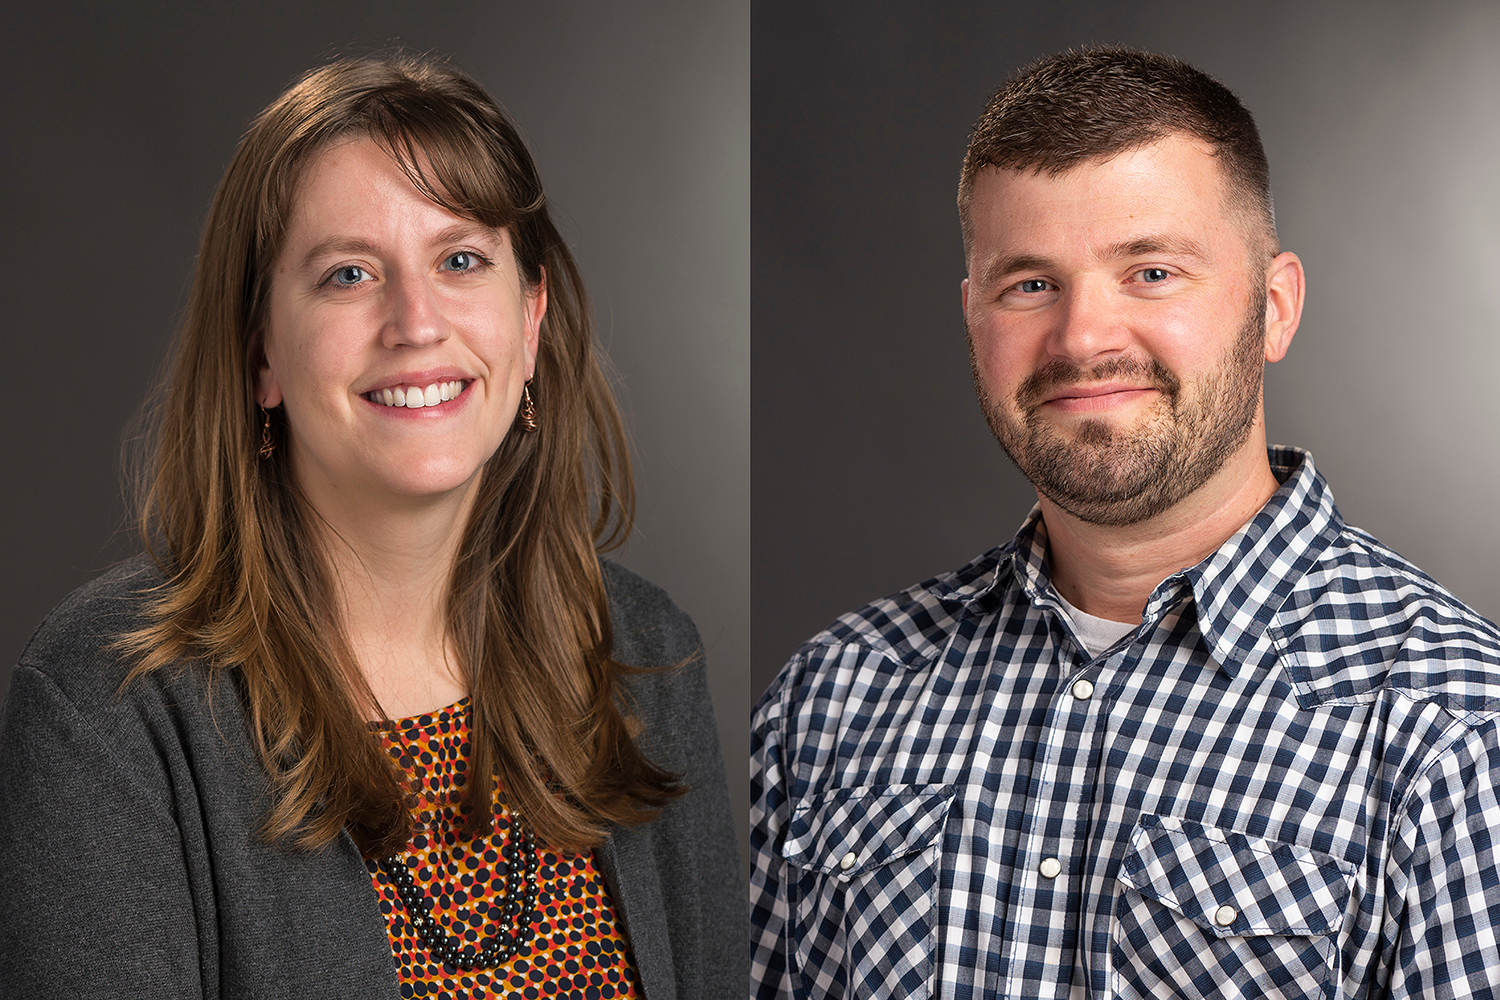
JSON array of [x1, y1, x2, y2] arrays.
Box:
[[974, 253, 1058, 289], [1102, 235, 1212, 264], [972, 236, 1212, 287]]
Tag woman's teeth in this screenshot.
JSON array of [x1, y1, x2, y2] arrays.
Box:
[[366, 380, 468, 408]]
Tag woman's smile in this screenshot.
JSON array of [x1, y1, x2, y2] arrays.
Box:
[[363, 378, 470, 408]]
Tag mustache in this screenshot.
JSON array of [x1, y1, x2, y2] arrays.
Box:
[[1015, 356, 1181, 410]]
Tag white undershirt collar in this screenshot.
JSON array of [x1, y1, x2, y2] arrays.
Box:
[[1054, 588, 1138, 658]]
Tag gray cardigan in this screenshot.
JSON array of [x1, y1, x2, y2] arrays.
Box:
[[0, 557, 744, 999]]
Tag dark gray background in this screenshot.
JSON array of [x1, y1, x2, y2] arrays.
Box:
[[0, 4, 748, 849], [752, 0, 1500, 698]]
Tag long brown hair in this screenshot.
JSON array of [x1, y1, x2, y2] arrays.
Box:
[[119, 54, 681, 858]]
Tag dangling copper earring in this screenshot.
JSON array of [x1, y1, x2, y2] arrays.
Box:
[[519, 380, 538, 434], [258, 405, 275, 459]]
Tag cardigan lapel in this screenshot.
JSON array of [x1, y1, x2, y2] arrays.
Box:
[[596, 824, 677, 1000]]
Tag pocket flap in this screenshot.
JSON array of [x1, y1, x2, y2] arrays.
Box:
[[782, 786, 952, 880], [1119, 814, 1354, 937]]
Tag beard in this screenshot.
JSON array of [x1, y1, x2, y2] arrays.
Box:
[[972, 286, 1268, 527]]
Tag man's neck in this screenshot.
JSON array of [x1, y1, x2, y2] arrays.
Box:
[[1040, 440, 1283, 624]]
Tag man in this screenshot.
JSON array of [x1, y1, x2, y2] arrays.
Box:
[[750, 46, 1500, 999]]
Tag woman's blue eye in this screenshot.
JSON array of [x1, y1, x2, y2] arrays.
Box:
[[331, 265, 368, 286], [1140, 268, 1169, 283], [443, 252, 483, 272]]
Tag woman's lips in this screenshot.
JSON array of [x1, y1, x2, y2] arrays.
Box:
[[364, 379, 470, 409]]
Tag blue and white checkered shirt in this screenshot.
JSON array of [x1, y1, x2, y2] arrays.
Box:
[[751, 448, 1500, 999]]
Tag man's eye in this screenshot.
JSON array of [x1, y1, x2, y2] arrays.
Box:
[[1017, 278, 1052, 293], [330, 265, 369, 286], [1139, 268, 1169, 283]]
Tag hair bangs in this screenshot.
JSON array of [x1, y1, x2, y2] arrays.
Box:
[[365, 105, 542, 247]]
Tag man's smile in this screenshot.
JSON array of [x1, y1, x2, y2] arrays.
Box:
[[1039, 383, 1161, 413]]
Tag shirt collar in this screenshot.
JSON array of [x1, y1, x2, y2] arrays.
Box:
[[1179, 446, 1342, 668], [954, 447, 1343, 670]]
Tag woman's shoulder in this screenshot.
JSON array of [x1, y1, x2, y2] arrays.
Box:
[[600, 559, 703, 670], [16, 555, 172, 706]]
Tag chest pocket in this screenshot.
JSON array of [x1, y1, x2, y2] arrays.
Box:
[[1112, 814, 1354, 1000], [781, 786, 952, 1000]]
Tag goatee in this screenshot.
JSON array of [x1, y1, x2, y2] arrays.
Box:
[[972, 286, 1267, 527]]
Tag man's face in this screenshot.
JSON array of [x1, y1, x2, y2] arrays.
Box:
[[962, 134, 1273, 527]]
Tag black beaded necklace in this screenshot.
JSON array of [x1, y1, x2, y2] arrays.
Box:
[[378, 809, 541, 971]]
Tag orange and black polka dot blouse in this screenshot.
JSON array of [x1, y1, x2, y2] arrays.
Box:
[[366, 699, 639, 999]]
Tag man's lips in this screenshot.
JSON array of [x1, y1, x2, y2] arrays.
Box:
[[1015, 357, 1180, 412], [1041, 383, 1160, 412]]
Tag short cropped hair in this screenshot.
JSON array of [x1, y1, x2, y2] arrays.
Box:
[[958, 45, 1277, 264]]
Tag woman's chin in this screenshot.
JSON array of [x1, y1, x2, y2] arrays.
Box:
[[374, 464, 488, 505], [296, 456, 492, 518]]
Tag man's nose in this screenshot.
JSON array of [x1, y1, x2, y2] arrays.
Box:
[[1045, 281, 1131, 366]]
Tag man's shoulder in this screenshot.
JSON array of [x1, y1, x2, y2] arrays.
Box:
[[770, 545, 1014, 692], [1278, 521, 1500, 710]]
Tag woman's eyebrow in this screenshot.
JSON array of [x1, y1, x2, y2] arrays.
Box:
[[295, 236, 382, 272], [428, 223, 504, 250], [294, 226, 503, 272]]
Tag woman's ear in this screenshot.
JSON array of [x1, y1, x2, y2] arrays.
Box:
[[524, 266, 547, 379], [252, 333, 283, 408]]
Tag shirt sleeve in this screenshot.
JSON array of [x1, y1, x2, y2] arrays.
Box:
[[1386, 715, 1500, 999], [750, 663, 794, 998], [0, 663, 206, 999]]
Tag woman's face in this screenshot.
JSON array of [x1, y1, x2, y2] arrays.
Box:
[[259, 137, 544, 521]]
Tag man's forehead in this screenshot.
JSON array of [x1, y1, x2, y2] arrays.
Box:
[[964, 137, 1241, 270], [973, 128, 1223, 178], [975, 133, 1223, 190]]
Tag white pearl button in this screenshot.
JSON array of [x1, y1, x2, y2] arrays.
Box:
[[839, 852, 856, 871], [1039, 857, 1062, 879], [1071, 678, 1095, 700], [1214, 904, 1238, 926]]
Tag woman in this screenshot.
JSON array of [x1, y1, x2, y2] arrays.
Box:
[[0, 55, 742, 999]]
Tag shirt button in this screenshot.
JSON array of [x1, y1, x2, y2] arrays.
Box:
[[1071, 678, 1095, 700], [1214, 904, 1238, 926], [839, 852, 856, 871], [1039, 857, 1062, 879]]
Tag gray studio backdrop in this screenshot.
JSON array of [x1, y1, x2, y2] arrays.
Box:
[[753, 0, 1500, 698], [1, 4, 748, 850]]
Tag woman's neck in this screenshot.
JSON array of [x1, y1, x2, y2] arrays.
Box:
[[311, 482, 478, 721]]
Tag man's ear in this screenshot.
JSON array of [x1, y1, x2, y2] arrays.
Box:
[[1263, 251, 1305, 364]]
